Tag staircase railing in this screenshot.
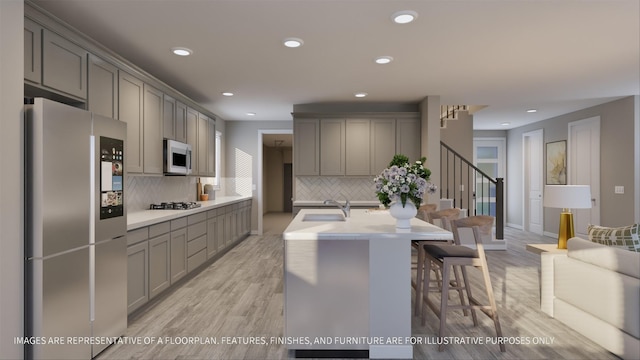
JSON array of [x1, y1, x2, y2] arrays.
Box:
[[440, 141, 504, 239]]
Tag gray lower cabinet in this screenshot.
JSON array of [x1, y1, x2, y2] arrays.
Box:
[[206, 210, 218, 259], [216, 212, 225, 252], [187, 213, 207, 272], [127, 240, 148, 314], [170, 222, 187, 284], [224, 209, 233, 248], [126, 203, 251, 314], [148, 232, 170, 299]]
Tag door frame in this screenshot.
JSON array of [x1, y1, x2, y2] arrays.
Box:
[[568, 116, 600, 235], [473, 137, 506, 217], [522, 129, 544, 234], [257, 129, 293, 235]]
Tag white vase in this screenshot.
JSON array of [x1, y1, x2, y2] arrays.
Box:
[[389, 201, 417, 229]]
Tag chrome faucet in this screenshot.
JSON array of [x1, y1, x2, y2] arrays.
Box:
[[324, 199, 350, 218]]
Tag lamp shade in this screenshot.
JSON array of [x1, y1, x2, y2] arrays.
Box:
[[543, 185, 592, 209]]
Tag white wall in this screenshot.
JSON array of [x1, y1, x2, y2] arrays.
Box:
[[506, 96, 637, 230], [0, 1, 25, 358], [225, 121, 293, 231]]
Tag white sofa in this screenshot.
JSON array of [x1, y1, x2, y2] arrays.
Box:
[[551, 237, 640, 359]]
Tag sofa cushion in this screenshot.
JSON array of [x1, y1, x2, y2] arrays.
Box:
[[554, 255, 640, 339], [588, 223, 640, 252], [567, 237, 640, 279]]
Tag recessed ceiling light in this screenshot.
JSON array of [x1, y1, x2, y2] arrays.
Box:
[[526, 109, 537, 113], [171, 47, 193, 56], [246, 112, 256, 116], [391, 10, 418, 24], [501, 122, 511, 126], [354, 92, 368, 98], [283, 38, 304, 48], [375, 56, 394, 64], [222, 92, 234, 97]]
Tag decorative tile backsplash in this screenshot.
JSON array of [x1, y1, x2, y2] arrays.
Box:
[[125, 176, 238, 212], [295, 176, 378, 202], [126, 176, 197, 211]]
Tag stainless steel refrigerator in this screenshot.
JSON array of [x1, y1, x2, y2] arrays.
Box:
[[25, 98, 127, 359]]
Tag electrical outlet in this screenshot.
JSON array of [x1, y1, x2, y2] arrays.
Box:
[[614, 186, 624, 194]]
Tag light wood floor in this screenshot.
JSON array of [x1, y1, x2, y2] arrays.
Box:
[[98, 217, 619, 360]]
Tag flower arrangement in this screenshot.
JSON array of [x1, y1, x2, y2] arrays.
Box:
[[374, 154, 437, 208]]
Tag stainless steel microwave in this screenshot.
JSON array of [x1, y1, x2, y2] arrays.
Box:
[[163, 139, 192, 175]]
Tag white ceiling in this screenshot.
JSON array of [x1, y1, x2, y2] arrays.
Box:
[[32, 0, 639, 130]]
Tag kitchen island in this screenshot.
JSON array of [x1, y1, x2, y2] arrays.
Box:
[[283, 208, 453, 359]]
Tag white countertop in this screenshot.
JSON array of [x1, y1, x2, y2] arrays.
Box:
[[127, 195, 251, 231], [293, 200, 380, 207], [283, 208, 453, 241]]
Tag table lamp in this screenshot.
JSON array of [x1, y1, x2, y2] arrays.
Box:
[[543, 185, 592, 249]]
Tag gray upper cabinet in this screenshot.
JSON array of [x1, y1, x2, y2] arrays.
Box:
[[163, 94, 176, 141], [88, 54, 118, 119], [196, 113, 216, 177], [294, 113, 420, 177], [186, 107, 199, 176], [320, 119, 346, 176], [42, 29, 88, 100], [396, 118, 421, 162], [143, 84, 164, 174], [294, 119, 319, 176], [24, 18, 42, 84], [118, 71, 144, 173], [197, 113, 208, 176], [206, 116, 216, 177], [345, 119, 370, 176], [24, 12, 219, 177], [175, 101, 187, 144], [370, 118, 396, 175]]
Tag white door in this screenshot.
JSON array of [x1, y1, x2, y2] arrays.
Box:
[[569, 117, 600, 236], [523, 130, 544, 235], [473, 138, 506, 217]]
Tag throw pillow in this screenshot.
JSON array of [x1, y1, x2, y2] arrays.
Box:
[[587, 224, 640, 252]]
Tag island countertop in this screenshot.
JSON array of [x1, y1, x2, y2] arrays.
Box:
[[283, 208, 453, 359], [283, 208, 453, 241]]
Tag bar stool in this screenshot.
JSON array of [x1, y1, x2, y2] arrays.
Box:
[[421, 216, 505, 352], [413, 208, 460, 316]]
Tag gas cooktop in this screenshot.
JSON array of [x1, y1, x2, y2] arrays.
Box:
[[149, 202, 201, 210]]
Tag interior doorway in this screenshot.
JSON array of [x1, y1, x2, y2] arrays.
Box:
[[568, 116, 600, 236], [523, 129, 544, 235], [258, 130, 293, 235], [283, 163, 293, 213]]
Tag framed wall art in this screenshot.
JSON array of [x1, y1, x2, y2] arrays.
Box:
[[546, 140, 567, 185]]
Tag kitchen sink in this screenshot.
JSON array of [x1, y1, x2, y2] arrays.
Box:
[[302, 213, 346, 222]]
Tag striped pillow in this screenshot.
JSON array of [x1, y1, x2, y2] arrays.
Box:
[[587, 224, 640, 252]]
